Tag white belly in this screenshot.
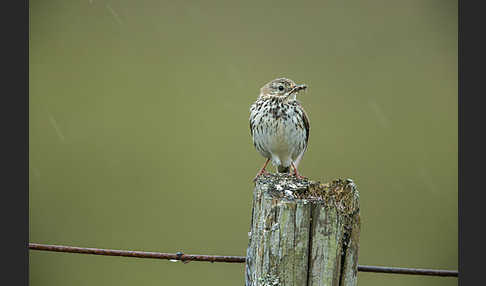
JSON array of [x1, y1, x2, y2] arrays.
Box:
[[253, 117, 306, 168]]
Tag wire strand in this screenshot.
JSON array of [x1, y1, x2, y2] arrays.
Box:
[[29, 243, 458, 277]]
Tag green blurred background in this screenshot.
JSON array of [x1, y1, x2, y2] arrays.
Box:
[[29, 0, 457, 285]]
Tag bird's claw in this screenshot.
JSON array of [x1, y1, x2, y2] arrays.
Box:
[[253, 170, 267, 182]]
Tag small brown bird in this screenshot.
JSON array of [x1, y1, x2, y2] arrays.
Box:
[[249, 78, 310, 181]]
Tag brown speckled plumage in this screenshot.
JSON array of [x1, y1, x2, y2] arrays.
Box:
[[249, 78, 310, 180]]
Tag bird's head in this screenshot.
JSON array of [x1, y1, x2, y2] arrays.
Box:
[[259, 78, 307, 100]]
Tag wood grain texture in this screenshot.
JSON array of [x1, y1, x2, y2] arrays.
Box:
[[245, 173, 360, 286]]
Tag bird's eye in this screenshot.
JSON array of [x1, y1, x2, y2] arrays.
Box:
[[278, 85, 285, 91]]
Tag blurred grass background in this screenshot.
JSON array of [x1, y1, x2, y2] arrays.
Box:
[[29, 0, 457, 285]]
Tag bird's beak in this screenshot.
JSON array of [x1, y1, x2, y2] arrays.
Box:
[[289, 84, 307, 95], [295, 84, 307, 91]]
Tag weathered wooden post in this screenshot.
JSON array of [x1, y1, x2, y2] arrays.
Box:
[[245, 173, 360, 286]]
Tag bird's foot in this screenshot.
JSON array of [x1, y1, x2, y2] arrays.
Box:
[[293, 172, 304, 180], [291, 162, 304, 180], [253, 159, 271, 182], [253, 169, 268, 182]]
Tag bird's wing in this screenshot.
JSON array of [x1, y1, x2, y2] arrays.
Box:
[[302, 106, 310, 148], [249, 102, 259, 137], [294, 105, 310, 168], [249, 107, 254, 137]]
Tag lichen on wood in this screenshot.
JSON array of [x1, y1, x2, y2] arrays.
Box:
[[245, 173, 360, 286]]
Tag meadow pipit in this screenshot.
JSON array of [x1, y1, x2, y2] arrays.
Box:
[[249, 78, 310, 181]]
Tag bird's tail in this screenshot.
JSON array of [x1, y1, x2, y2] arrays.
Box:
[[277, 165, 291, 173]]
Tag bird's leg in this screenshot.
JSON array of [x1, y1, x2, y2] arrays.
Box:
[[291, 162, 303, 179], [253, 158, 270, 182]]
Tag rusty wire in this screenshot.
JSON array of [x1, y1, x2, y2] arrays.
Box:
[[29, 243, 244, 263], [29, 243, 458, 277]]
